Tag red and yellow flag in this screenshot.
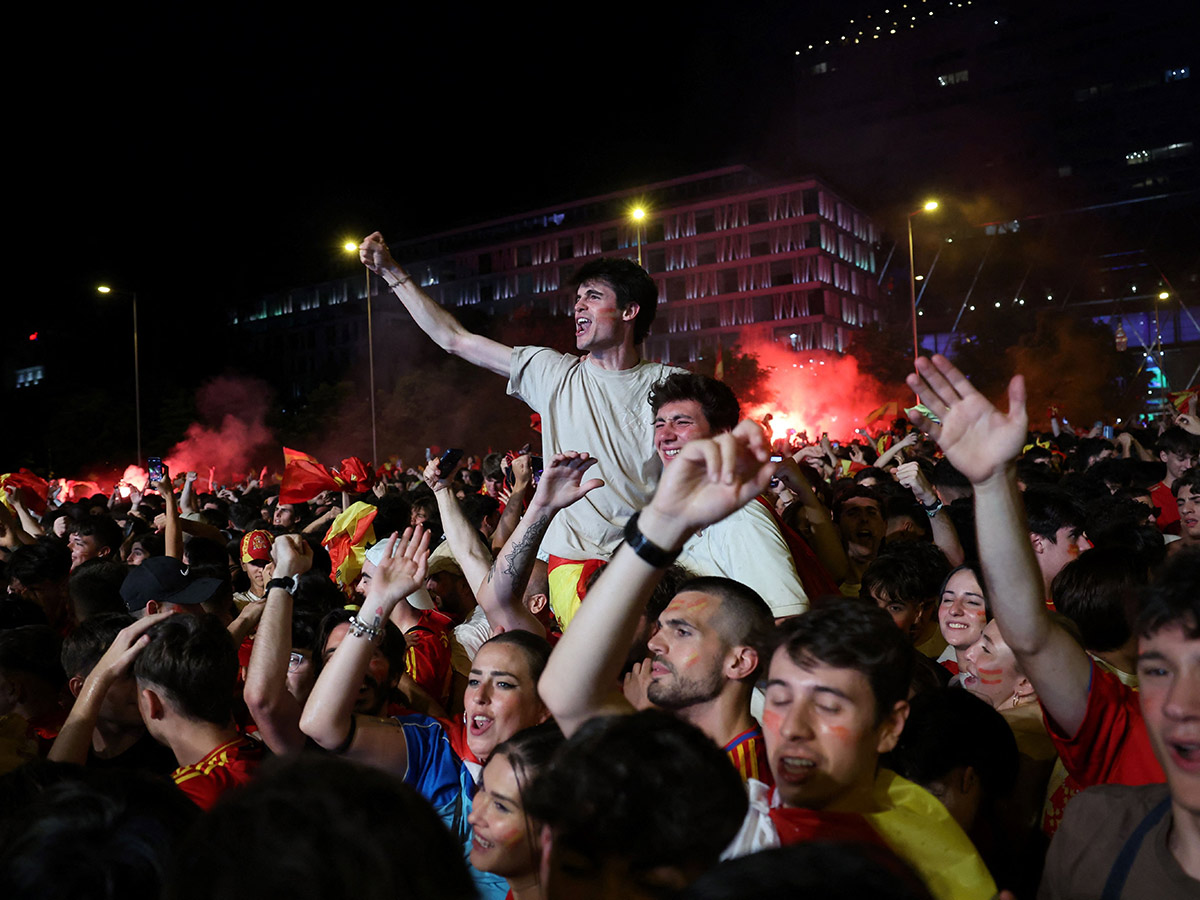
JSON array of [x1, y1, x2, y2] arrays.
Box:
[[0, 470, 50, 515], [322, 501, 378, 595], [280, 448, 376, 504]]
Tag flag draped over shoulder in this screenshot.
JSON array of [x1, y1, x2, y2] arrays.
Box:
[[322, 501, 378, 595], [280, 448, 376, 504], [0, 470, 50, 515]]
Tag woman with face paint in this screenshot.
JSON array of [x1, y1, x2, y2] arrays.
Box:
[[961, 615, 1060, 858], [467, 722, 563, 900]]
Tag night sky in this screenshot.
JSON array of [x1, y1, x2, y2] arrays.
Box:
[[20, 2, 861, 320], [11, 1, 1191, 477]]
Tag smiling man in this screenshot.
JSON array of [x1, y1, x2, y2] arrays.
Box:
[[359, 234, 683, 628], [651, 373, 809, 618]]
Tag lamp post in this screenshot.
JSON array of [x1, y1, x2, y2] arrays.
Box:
[[345, 241, 378, 466], [907, 200, 939, 361], [1155, 290, 1170, 398], [97, 285, 142, 468], [631, 206, 646, 267]]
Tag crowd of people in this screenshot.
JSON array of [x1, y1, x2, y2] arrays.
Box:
[[1, 238, 1197, 899]]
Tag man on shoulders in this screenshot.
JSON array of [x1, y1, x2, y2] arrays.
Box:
[[359, 234, 684, 626]]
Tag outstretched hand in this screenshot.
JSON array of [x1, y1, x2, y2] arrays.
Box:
[[365, 526, 431, 608], [641, 420, 774, 547], [531, 452, 604, 512], [906, 355, 1027, 485]]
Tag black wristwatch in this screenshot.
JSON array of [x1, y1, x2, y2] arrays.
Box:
[[623, 512, 682, 568], [267, 575, 299, 594]]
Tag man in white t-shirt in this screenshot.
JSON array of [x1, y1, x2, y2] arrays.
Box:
[[650, 372, 809, 618], [359, 233, 683, 626]]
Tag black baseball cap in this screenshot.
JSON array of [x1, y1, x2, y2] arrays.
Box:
[[120, 557, 224, 614]]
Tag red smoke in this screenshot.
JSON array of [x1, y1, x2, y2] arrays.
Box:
[[738, 338, 902, 443], [162, 376, 274, 483]]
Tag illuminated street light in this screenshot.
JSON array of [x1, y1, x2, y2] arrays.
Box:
[[630, 206, 647, 266], [97, 285, 142, 468], [344, 241, 378, 465], [907, 199, 939, 361]]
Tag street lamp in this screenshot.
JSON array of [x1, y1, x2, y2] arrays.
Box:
[[630, 206, 646, 267], [1154, 290, 1170, 398], [907, 200, 939, 360], [344, 240, 378, 466], [97, 285, 142, 468]]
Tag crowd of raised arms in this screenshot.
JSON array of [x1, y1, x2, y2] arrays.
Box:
[[1, 237, 1197, 900]]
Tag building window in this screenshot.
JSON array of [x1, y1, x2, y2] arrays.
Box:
[[937, 70, 968, 86], [16, 365, 44, 388], [1126, 142, 1194, 165], [809, 62, 828, 75]]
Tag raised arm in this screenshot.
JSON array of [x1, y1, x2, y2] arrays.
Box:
[[776, 456, 849, 582], [49, 612, 170, 765], [359, 232, 512, 376], [895, 460, 965, 567], [6, 488, 44, 538], [243, 535, 312, 755], [478, 453, 604, 638], [0, 497, 35, 550], [152, 470, 184, 560], [423, 458, 492, 594], [539, 422, 775, 738], [300, 527, 429, 775], [490, 455, 534, 551], [179, 471, 198, 516], [875, 431, 918, 469], [907, 355, 1092, 736]]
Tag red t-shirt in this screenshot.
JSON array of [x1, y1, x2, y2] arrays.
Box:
[[1150, 482, 1181, 535], [405, 609, 455, 709], [726, 726, 774, 788], [172, 735, 265, 810], [753, 497, 841, 601], [1043, 662, 1164, 789]]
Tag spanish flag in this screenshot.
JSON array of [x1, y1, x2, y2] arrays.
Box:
[[0, 470, 50, 515], [280, 448, 377, 504], [322, 501, 378, 596]]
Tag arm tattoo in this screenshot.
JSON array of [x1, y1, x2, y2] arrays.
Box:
[[486, 513, 551, 588]]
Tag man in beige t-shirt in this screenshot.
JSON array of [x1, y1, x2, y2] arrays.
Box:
[[358, 233, 683, 626]]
